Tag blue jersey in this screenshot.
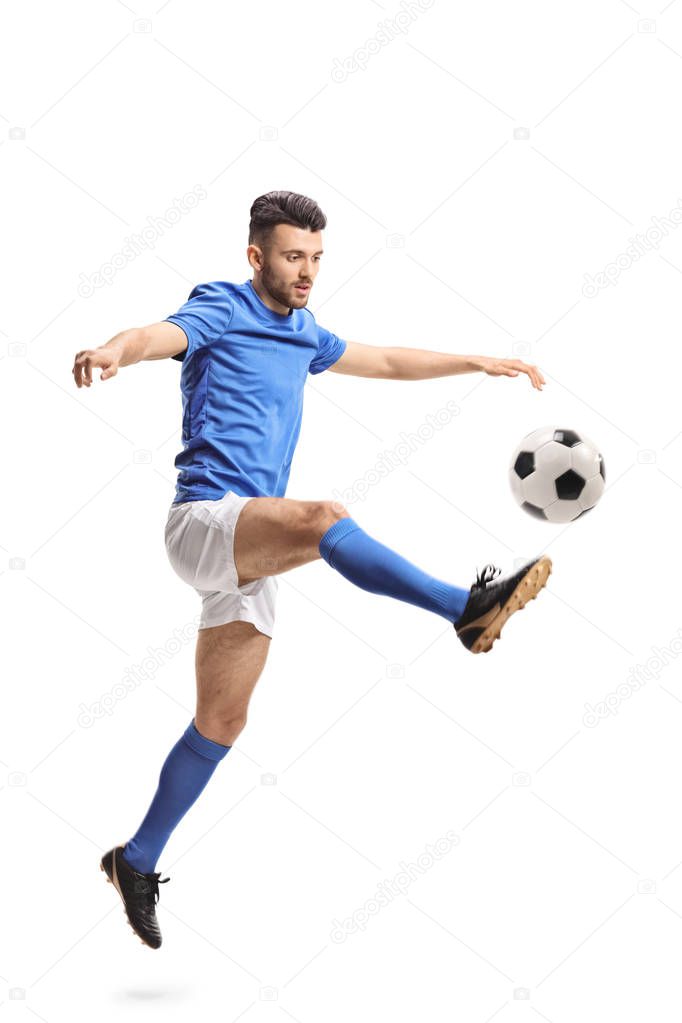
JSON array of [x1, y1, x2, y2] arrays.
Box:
[[166, 279, 347, 503]]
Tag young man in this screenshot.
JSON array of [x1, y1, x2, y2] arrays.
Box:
[[72, 190, 551, 949]]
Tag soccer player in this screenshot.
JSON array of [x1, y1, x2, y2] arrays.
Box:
[[72, 190, 551, 949]]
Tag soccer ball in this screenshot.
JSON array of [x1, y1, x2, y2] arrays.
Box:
[[509, 426, 606, 523]]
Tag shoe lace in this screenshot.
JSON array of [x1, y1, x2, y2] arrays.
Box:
[[472, 563, 501, 591], [135, 871, 170, 906]]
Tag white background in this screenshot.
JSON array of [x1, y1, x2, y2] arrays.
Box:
[[2, 0, 682, 1019]]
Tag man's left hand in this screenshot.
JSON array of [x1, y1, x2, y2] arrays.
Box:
[[477, 356, 545, 390]]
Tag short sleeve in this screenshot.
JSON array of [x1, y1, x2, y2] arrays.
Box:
[[308, 324, 347, 375], [166, 282, 234, 362]]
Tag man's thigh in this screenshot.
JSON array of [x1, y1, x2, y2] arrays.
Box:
[[234, 496, 347, 586], [195, 620, 271, 743]]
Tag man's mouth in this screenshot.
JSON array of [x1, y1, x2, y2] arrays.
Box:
[[294, 283, 310, 292]]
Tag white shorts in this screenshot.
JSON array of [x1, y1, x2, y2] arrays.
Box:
[[164, 490, 278, 637]]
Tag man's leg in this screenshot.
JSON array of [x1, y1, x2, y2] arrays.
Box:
[[233, 498, 470, 623], [232, 496, 551, 654], [122, 621, 270, 874]]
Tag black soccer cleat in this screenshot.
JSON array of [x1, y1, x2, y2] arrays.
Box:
[[100, 846, 170, 949], [454, 556, 552, 654]]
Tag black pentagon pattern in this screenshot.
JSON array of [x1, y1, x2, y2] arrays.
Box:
[[522, 501, 546, 520], [553, 429, 582, 448], [599, 455, 606, 481], [514, 451, 535, 479], [555, 469, 586, 500]]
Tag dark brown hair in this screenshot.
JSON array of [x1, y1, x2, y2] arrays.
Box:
[[248, 191, 327, 250]]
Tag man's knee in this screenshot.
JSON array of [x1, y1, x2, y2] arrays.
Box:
[[310, 500, 350, 538], [195, 710, 248, 747]]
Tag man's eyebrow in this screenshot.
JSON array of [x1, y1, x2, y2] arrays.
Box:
[[281, 248, 324, 255]]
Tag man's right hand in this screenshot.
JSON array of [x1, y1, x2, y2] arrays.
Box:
[[73, 347, 121, 388]]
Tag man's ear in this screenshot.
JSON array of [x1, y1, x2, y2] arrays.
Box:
[[246, 243, 264, 272]]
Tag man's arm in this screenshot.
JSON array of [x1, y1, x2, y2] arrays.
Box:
[[328, 341, 545, 390], [73, 322, 187, 387]]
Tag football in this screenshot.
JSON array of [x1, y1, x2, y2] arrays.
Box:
[[509, 427, 606, 523]]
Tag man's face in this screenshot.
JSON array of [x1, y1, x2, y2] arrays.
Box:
[[252, 224, 323, 311]]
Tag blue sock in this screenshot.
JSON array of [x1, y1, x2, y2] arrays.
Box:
[[122, 719, 231, 874], [319, 517, 470, 623]]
